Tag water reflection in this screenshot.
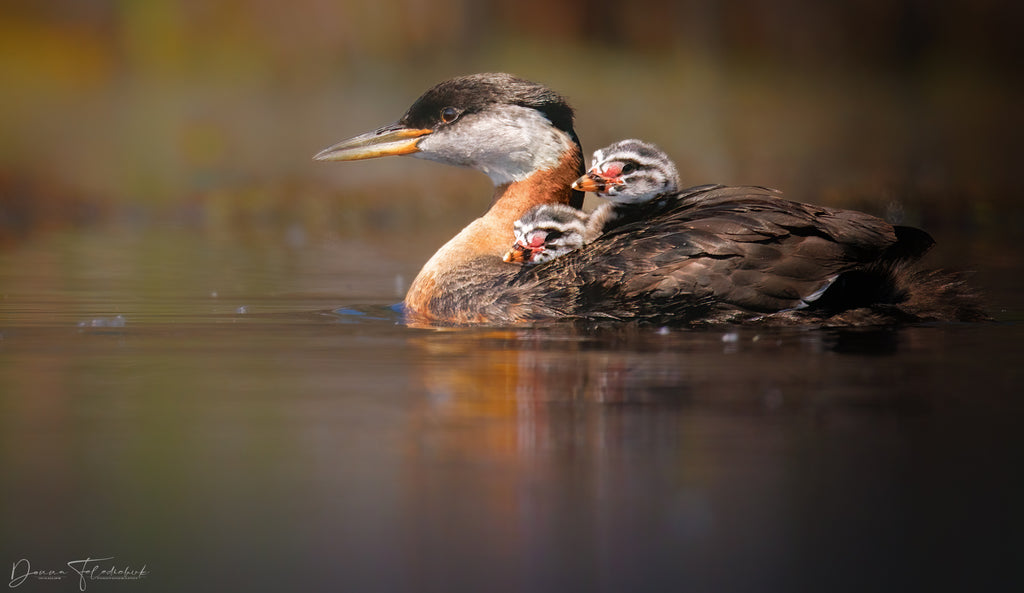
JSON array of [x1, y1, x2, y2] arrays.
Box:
[[412, 324, 908, 409], [400, 322, 1022, 591], [1, 226, 1021, 591]]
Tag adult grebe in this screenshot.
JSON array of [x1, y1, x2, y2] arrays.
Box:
[[315, 73, 985, 326]]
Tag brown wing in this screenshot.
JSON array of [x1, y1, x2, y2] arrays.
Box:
[[522, 185, 905, 318], [423, 185, 941, 325]]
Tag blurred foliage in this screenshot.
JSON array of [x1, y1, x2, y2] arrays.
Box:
[[0, 0, 1021, 242]]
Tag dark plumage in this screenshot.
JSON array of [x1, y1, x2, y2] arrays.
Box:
[[400, 72, 578, 136], [421, 185, 987, 325], [315, 73, 988, 326]]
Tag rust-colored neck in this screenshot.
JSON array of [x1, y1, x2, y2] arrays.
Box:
[[486, 147, 585, 233], [405, 145, 584, 322]]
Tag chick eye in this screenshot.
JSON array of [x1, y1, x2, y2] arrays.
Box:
[[621, 162, 638, 174], [440, 106, 460, 123]]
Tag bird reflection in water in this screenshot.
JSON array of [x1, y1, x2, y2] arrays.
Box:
[[406, 324, 910, 445]]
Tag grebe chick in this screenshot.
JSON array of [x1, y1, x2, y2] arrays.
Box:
[[575, 138, 684, 237], [502, 204, 591, 265], [574, 139, 680, 204]]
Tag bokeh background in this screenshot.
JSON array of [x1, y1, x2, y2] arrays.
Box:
[[2, 4, 1023, 591], [2, 0, 1021, 254]]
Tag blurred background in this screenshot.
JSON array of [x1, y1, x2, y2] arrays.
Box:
[[1, 0, 1021, 251], [2, 5, 1023, 591]]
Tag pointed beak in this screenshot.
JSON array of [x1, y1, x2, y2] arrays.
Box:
[[314, 122, 433, 161], [571, 171, 622, 194], [502, 242, 533, 264]]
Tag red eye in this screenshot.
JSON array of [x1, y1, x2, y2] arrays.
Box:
[[440, 106, 459, 123]]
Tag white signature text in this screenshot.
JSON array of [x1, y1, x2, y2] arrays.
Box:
[[9, 557, 149, 591]]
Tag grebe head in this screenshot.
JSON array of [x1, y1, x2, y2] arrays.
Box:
[[571, 139, 680, 204], [315, 73, 581, 186], [502, 204, 588, 265]]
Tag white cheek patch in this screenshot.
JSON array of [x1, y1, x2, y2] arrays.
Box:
[[416, 106, 573, 185]]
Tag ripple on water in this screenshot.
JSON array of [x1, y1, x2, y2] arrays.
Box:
[[330, 303, 406, 324], [77, 315, 127, 328]]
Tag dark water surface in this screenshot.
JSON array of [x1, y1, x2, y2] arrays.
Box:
[[1, 224, 1021, 592]]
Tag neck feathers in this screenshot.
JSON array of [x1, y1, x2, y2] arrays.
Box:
[[405, 145, 583, 320], [488, 147, 584, 220]]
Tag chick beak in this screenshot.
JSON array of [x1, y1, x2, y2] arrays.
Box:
[[314, 121, 432, 161], [571, 171, 622, 194], [503, 242, 533, 264]]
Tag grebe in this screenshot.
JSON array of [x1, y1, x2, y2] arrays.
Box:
[[315, 73, 985, 326], [504, 139, 681, 265], [503, 204, 592, 265], [573, 138, 680, 203]]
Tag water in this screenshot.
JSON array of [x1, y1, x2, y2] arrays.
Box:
[[1, 223, 1021, 592]]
